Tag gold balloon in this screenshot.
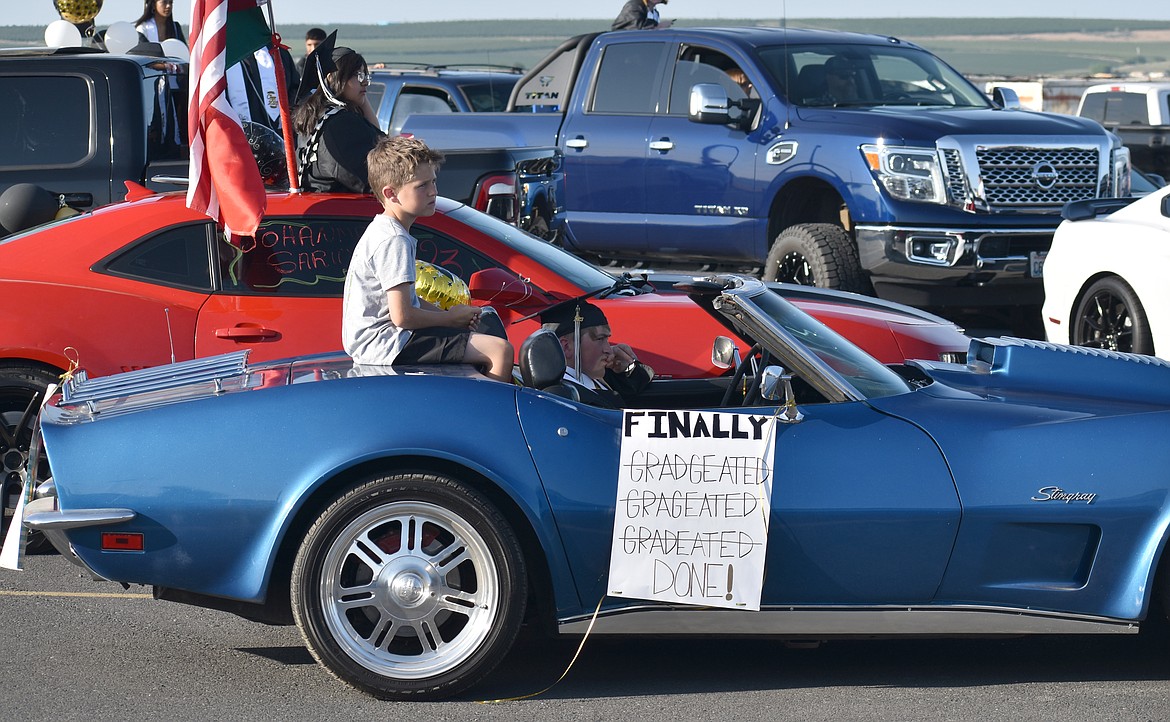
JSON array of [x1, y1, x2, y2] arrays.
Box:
[[54, 0, 104, 24], [414, 261, 470, 310]]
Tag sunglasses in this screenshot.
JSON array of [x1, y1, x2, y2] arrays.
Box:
[[355, 69, 371, 84]]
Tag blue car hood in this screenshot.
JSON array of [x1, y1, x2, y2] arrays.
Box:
[[908, 337, 1170, 409]]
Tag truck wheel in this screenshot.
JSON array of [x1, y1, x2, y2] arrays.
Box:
[[291, 471, 527, 700], [1072, 276, 1153, 355], [1, 363, 59, 554], [763, 223, 871, 293]]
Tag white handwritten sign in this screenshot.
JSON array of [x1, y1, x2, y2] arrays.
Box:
[[608, 410, 776, 611]]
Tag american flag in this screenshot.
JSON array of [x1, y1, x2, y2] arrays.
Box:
[[186, 0, 269, 237]]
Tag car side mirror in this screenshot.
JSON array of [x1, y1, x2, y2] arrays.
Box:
[[711, 335, 739, 370], [1162, 193, 1170, 219], [760, 365, 803, 423], [689, 83, 754, 131], [469, 268, 537, 307], [989, 86, 1021, 110]]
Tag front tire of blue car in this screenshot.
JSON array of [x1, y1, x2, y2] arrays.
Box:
[[291, 472, 528, 700]]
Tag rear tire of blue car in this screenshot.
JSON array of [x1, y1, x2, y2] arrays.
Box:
[[1072, 276, 1154, 356], [763, 223, 872, 294], [291, 472, 528, 700]]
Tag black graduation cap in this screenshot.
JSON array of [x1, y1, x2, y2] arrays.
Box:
[[537, 298, 609, 338], [293, 30, 356, 106]]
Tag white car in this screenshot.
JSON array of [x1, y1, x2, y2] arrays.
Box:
[[1042, 185, 1170, 358]]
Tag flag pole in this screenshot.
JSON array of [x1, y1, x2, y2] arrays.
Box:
[[262, 1, 301, 193]]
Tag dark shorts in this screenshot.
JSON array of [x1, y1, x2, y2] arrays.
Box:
[[393, 326, 470, 365]]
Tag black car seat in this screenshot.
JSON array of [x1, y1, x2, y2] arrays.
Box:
[[518, 329, 579, 401]]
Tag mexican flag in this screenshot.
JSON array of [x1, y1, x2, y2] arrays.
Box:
[[186, 0, 273, 237]]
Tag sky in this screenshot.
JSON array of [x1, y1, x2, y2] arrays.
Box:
[[9, 0, 1170, 27]]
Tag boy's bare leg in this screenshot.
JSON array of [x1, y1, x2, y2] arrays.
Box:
[[464, 334, 515, 383]]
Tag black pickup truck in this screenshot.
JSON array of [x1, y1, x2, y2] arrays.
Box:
[[0, 46, 188, 233]]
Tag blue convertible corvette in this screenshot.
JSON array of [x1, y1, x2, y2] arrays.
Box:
[[13, 275, 1170, 699]]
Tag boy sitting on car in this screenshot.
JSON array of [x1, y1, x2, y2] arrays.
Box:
[[342, 136, 514, 382]]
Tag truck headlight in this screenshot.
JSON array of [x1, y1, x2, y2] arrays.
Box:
[[862, 144, 946, 204]]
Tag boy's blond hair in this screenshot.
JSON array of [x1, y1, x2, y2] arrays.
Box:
[[366, 136, 446, 205]]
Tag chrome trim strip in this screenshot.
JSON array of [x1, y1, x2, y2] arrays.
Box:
[[557, 604, 1137, 636], [25, 505, 136, 530], [21, 497, 126, 580], [62, 350, 250, 406]]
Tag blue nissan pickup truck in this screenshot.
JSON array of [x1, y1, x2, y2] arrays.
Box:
[[401, 28, 1129, 309]]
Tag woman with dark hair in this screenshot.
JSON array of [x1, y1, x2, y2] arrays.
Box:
[[293, 38, 384, 194], [135, 0, 185, 44]]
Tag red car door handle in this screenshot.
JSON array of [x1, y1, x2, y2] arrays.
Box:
[[215, 325, 279, 340]]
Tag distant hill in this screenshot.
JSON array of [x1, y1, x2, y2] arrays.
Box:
[[4, 17, 1169, 77]]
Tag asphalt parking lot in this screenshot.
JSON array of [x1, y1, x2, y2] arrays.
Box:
[[5, 552, 1170, 720]]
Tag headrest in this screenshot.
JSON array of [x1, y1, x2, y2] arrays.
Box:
[[477, 306, 507, 339], [519, 329, 567, 389]]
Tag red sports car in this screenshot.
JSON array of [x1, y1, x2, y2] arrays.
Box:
[[1, 188, 967, 534]]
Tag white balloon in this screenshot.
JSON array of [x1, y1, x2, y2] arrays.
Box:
[[160, 38, 190, 63], [44, 20, 83, 48], [104, 21, 140, 55]]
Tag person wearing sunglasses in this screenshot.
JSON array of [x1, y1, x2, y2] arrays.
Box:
[[293, 32, 384, 194], [814, 55, 861, 106]]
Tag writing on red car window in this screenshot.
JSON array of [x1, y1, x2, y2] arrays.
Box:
[[223, 221, 364, 293]]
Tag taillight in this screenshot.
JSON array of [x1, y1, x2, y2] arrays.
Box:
[[473, 173, 518, 223]]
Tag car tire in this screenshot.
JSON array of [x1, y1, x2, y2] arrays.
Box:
[[1, 363, 59, 554], [762, 223, 871, 293], [1072, 276, 1154, 355], [291, 471, 527, 700]]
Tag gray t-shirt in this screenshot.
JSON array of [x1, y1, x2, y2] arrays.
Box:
[[342, 213, 421, 364]]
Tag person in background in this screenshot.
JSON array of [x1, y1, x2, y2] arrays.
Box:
[[611, 0, 672, 31], [293, 31, 383, 193], [134, 0, 185, 44], [227, 43, 300, 132], [296, 27, 327, 77], [343, 136, 514, 382], [540, 300, 653, 408], [816, 55, 861, 105]]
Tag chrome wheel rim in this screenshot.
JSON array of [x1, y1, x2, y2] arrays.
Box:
[[318, 500, 500, 679]]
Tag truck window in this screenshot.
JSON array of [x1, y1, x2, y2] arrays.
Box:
[[388, 88, 458, 136], [757, 45, 989, 109], [1080, 92, 1150, 125], [590, 43, 665, 114], [668, 48, 748, 114], [2, 76, 92, 169]]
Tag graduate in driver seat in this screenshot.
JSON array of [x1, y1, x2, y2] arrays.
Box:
[[540, 299, 654, 408]]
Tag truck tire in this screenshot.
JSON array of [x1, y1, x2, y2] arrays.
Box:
[[763, 223, 871, 293]]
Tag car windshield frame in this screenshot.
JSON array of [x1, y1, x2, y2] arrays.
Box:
[[711, 277, 913, 401]]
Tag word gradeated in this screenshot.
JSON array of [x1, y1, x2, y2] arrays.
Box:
[[608, 410, 777, 611]]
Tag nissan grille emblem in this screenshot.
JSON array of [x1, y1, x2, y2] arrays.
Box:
[[1032, 162, 1059, 190]]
